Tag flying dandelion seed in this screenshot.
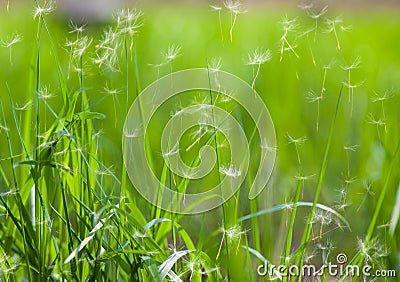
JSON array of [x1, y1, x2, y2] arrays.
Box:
[[286, 132, 307, 167], [1, 33, 23, 65], [33, 0, 55, 19], [370, 90, 393, 133], [246, 48, 272, 89], [341, 57, 362, 117], [210, 5, 224, 41], [224, 0, 246, 42], [280, 16, 299, 61]]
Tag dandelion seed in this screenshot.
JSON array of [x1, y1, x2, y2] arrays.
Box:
[[246, 48, 272, 88], [341, 57, 362, 116], [247, 48, 272, 66], [343, 175, 357, 185], [93, 45, 119, 71], [298, 2, 314, 11], [210, 5, 224, 41], [219, 164, 241, 178], [305, 89, 323, 130], [69, 22, 86, 34], [0, 33, 23, 48], [287, 132, 306, 167], [104, 84, 121, 127], [367, 113, 386, 128], [164, 44, 182, 61], [15, 100, 32, 111], [370, 90, 393, 133], [344, 144, 359, 152], [306, 90, 323, 103], [66, 36, 93, 60], [208, 57, 222, 72], [37, 86, 55, 100], [177, 166, 198, 179], [280, 16, 299, 61], [357, 238, 374, 262], [324, 16, 345, 50], [294, 174, 315, 181], [224, 0, 246, 42], [33, 0, 55, 19], [370, 90, 394, 103], [162, 142, 180, 158], [286, 133, 307, 146], [341, 56, 361, 71], [124, 124, 143, 138], [1, 33, 23, 65], [317, 239, 334, 264], [217, 224, 246, 259], [304, 5, 328, 41], [115, 8, 143, 44], [186, 125, 211, 152], [261, 138, 278, 153], [340, 25, 353, 32], [151, 44, 182, 69]]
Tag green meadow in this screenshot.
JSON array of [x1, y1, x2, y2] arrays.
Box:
[[0, 1, 399, 281]]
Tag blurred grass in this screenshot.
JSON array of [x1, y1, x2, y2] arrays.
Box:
[[0, 1, 400, 280]]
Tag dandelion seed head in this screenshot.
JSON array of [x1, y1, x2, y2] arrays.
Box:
[[343, 80, 364, 89], [367, 113, 386, 126], [115, 9, 143, 37], [223, 224, 245, 244], [124, 124, 143, 138], [162, 142, 180, 158], [67, 36, 93, 59], [281, 16, 298, 33], [370, 90, 394, 103], [208, 57, 222, 72], [103, 85, 120, 96], [308, 5, 328, 20], [223, 0, 245, 14], [210, 5, 222, 11], [220, 164, 241, 178], [305, 90, 323, 103], [295, 174, 315, 181], [15, 100, 32, 111], [246, 48, 272, 65], [33, 0, 55, 19], [344, 144, 359, 152], [164, 44, 182, 61], [68, 21, 86, 34], [325, 16, 343, 29], [341, 56, 362, 70], [261, 138, 278, 153], [312, 209, 333, 226], [0, 33, 23, 48], [286, 132, 307, 146], [37, 86, 55, 100]]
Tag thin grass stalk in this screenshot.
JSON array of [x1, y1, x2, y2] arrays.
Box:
[[1, 99, 33, 281], [297, 86, 343, 279]]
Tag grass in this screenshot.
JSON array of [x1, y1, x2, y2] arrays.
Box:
[[0, 1, 399, 281]]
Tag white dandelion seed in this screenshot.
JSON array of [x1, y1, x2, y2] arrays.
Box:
[[1, 33, 23, 65], [33, 0, 55, 19], [219, 164, 241, 178]]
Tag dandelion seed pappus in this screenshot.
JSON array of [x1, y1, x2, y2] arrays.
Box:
[[123, 68, 276, 214]]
